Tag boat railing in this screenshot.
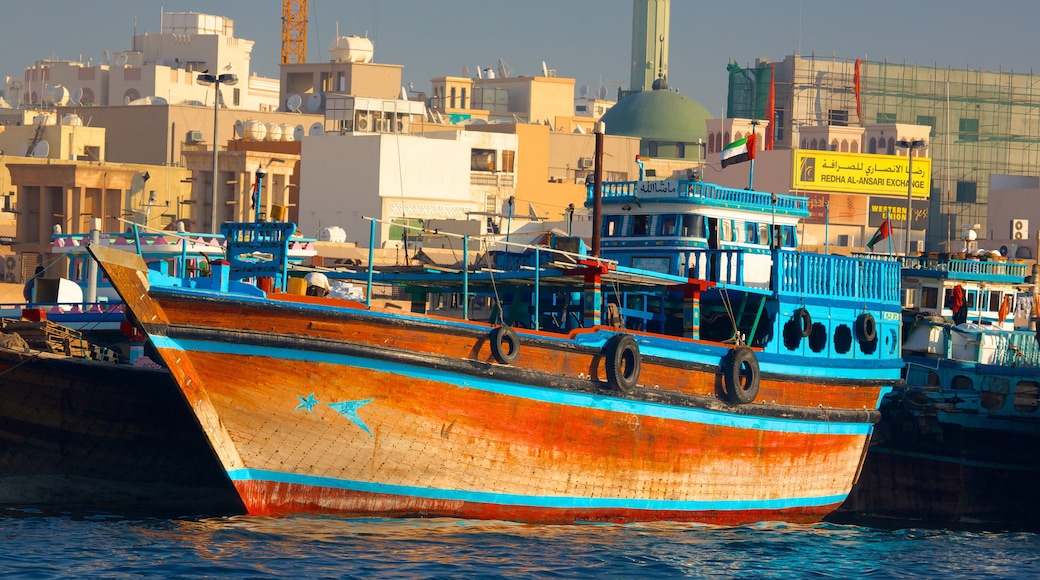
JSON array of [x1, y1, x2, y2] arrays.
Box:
[[854, 252, 1031, 282], [774, 250, 902, 303], [589, 179, 809, 214]]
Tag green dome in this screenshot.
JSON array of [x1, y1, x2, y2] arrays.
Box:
[[601, 89, 712, 143]]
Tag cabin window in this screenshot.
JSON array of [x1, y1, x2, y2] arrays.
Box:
[[603, 216, 621, 237], [744, 221, 757, 243], [682, 215, 705, 237], [660, 215, 677, 236], [926, 371, 940, 386], [988, 292, 1003, 313], [758, 223, 771, 246], [1014, 381, 1039, 413], [965, 290, 977, 309], [780, 225, 796, 247], [922, 287, 939, 309], [632, 215, 649, 236], [951, 375, 975, 390], [721, 220, 734, 242]]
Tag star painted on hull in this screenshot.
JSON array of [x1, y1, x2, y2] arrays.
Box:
[[295, 392, 319, 412], [328, 399, 373, 435]]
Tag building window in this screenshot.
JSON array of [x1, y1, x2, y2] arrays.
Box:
[[576, 104, 587, 112], [676, 142, 686, 158], [959, 118, 979, 141], [868, 137, 877, 154], [501, 150, 515, 173], [632, 215, 649, 236], [917, 115, 936, 134], [851, 141, 859, 153], [774, 108, 785, 141], [877, 112, 896, 124], [648, 141, 659, 157], [828, 109, 848, 126], [956, 181, 977, 203]]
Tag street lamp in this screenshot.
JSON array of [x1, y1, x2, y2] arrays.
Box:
[[896, 138, 926, 255], [197, 72, 237, 233]]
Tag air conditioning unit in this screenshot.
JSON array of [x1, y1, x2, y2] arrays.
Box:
[[578, 157, 593, 169], [355, 112, 371, 132], [376, 118, 391, 132], [186, 130, 204, 143], [914, 240, 925, 253], [1012, 219, 1029, 240]]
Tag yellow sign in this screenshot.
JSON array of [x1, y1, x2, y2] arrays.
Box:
[[793, 150, 931, 198]]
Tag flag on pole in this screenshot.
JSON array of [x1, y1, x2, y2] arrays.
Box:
[[867, 218, 891, 250], [721, 134, 756, 168]]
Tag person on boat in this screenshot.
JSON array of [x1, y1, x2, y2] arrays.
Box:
[[22, 266, 43, 303], [304, 272, 330, 297], [635, 154, 645, 181]]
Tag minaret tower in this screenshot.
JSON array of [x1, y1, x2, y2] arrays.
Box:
[[629, 0, 670, 93]]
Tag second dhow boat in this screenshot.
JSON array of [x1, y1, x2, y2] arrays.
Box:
[[88, 176, 903, 525]]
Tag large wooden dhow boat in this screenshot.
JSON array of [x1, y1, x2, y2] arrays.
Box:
[[87, 175, 903, 525], [833, 252, 1040, 529]]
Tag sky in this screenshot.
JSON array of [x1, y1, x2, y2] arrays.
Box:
[[3, 0, 1040, 115]]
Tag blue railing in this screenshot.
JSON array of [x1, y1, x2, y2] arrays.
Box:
[[898, 254, 1030, 282], [222, 222, 297, 291], [589, 180, 809, 216], [774, 250, 901, 304]]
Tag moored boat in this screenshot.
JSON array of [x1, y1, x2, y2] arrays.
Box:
[[87, 176, 903, 525], [832, 252, 1040, 529], [0, 322, 242, 516]]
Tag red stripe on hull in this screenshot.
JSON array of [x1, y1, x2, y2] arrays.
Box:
[[234, 480, 839, 525]]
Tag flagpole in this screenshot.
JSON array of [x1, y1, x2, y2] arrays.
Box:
[[887, 211, 894, 257], [748, 120, 757, 190]]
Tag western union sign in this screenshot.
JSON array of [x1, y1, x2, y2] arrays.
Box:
[[793, 150, 931, 198]]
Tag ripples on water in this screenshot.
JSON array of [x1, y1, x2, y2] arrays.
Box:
[[2, 511, 1038, 578]]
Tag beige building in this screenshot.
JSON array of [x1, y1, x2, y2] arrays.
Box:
[[5, 12, 279, 112]]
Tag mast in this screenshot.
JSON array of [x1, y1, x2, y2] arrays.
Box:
[[592, 122, 604, 257]]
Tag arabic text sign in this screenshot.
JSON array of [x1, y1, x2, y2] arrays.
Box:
[[794, 150, 931, 197]]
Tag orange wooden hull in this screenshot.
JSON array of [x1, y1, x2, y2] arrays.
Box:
[[90, 244, 887, 524]]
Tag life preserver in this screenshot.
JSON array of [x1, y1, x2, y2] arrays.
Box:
[[855, 313, 877, 343], [723, 346, 760, 404], [795, 307, 812, 337], [604, 334, 640, 394], [489, 326, 520, 365]]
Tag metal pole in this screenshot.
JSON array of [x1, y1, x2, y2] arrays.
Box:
[[210, 81, 220, 234], [592, 122, 604, 257], [905, 149, 913, 256]]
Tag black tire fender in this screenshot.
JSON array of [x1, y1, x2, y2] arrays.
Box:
[[489, 325, 520, 365], [795, 307, 812, 338], [855, 313, 877, 343], [723, 346, 760, 404], [604, 334, 640, 394]]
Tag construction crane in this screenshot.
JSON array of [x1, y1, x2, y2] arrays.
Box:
[[281, 0, 308, 64]]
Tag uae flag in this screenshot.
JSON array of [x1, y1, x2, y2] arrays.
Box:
[[867, 219, 891, 250], [721, 134, 756, 167]]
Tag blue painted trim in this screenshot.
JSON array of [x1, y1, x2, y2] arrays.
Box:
[[227, 468, 848, 512], [152, 335, 874, 435]]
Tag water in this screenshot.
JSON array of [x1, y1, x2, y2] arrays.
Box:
[[2, 512, 1038, 578]]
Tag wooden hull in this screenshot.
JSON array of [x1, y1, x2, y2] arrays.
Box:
[[832, 380, 1040, 529], [90, 244, 891, 524], [0, 346, 243, 516]]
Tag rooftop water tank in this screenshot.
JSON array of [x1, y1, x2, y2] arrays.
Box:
[[328, 35, 374, 63], [242, 120, 266, 141], [61, 114, 83, 126], [265, 123, 282, 142], [279, 123, 294, 141]]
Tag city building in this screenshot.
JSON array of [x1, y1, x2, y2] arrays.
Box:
[[726, 54, 1040, 251]]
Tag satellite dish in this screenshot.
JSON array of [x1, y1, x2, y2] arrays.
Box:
[[9, 80, 22, 91], [308, 122, 325, 136], [10, 97, 19, 109], [69, 86, 83, 105], [598, 86, 608, 100], [103, 50, 110, 64], [306, 93, 322, 112], [497, 57, 512, 78], [293, 124, 305, 140], [580, 84, 589, 97], [115, 53, 128, 67], [32, 140, 50, 158], [461, 65, 470, 78], [234, 120, 245, 138], [286, 93, 302, 113]]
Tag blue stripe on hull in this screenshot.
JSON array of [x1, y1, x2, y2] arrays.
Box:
[[227, 468, 849, 512], [152, 335, 873, 435]]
